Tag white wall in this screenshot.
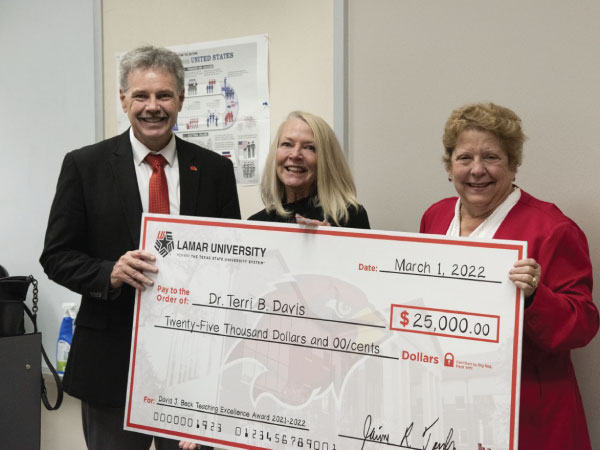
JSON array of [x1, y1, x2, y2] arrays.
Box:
[[347, 0, 600, 446], [0, 0, 99, 367]]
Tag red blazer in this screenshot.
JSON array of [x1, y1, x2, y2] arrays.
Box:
[[420, 190, 598, 450]]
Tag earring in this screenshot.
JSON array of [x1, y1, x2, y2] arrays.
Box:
[[448, 177, 452, 182]]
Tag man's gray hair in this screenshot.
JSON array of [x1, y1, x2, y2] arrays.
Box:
[[119, 45, 185, 93]]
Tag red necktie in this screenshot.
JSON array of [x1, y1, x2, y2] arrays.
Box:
[[145, 154, 170, 214]]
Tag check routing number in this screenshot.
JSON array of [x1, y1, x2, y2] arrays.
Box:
[[125, 215, 525, 450]]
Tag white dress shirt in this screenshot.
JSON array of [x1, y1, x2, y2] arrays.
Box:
[[129, 128, 180, 215]]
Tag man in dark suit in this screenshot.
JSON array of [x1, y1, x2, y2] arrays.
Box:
[[40, 45, 239, 450]]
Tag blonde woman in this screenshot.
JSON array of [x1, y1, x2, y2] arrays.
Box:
[[179, 111, 367, 450], [250, 111, 369, 228]]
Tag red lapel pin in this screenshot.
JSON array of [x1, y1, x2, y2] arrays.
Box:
[[190, 165, 198, 171]]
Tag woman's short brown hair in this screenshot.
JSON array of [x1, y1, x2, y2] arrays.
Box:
[[442, 102, 526, 171]]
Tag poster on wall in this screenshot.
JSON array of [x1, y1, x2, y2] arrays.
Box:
[[117, 34, 270, 186]]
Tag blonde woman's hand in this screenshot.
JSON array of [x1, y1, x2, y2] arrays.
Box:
[[295, 214, 330, 227]]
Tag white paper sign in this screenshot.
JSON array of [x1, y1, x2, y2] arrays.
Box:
[[125, 215, 525, 450]]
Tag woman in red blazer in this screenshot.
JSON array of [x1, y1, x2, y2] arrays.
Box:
[[420, 102, 598, 449]]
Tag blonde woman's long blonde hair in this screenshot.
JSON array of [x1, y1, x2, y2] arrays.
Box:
[[260, 111, 359, 225]]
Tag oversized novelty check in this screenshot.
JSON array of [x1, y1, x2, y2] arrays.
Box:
[[125, 214, 526, 450]]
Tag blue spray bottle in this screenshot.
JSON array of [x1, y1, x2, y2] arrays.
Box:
[[56, 303, 77, 375]]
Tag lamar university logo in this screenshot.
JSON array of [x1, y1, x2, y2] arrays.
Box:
[[154, 230, 174, 257]]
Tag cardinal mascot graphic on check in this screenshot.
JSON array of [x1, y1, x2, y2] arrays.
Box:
[[225, 274, 389, 407]]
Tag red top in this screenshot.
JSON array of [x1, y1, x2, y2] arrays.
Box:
[[420, 189, 599, 449]]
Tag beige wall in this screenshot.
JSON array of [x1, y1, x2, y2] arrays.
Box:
[[347, 0, 600, 446], [102, 0, 334, 219]]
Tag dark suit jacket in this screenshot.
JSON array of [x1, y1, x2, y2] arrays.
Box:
[[40, 130, 241, 406]]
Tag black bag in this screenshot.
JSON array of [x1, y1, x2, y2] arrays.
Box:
[[0, 275, 32, 337], [0, 274, 64, 410]]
